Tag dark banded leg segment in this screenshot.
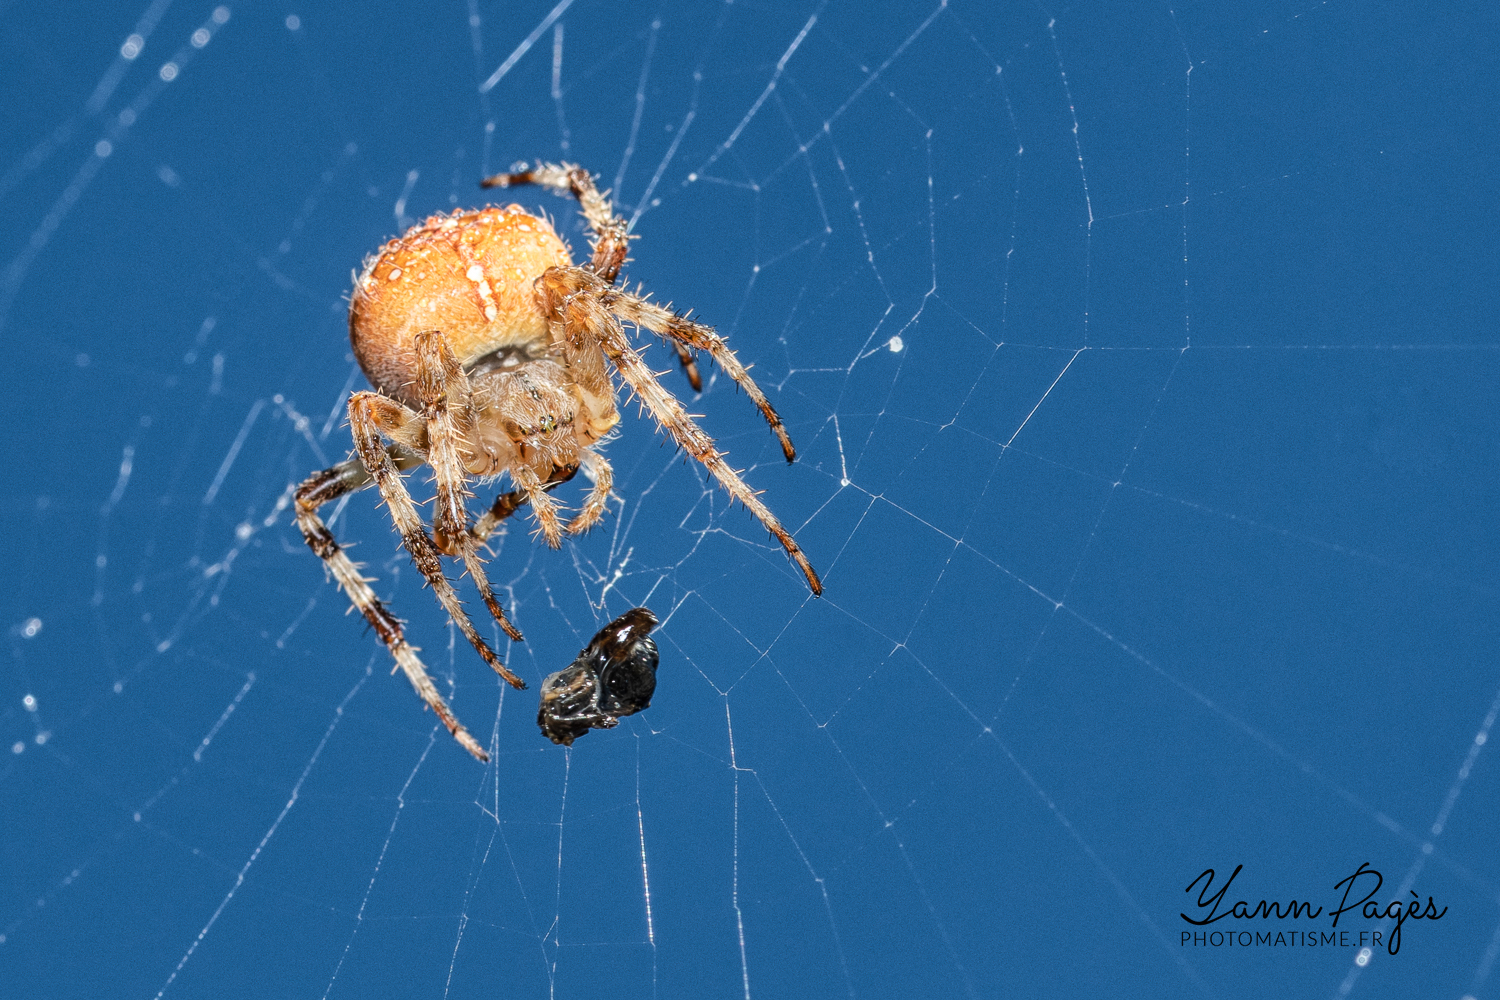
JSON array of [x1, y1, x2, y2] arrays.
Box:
[[295, 454, 491, 761], [538, 268, 823, 596], [470, 463, 582, 544], [349, 391, 525, 690], [601, 284, 795, 462], [414, 331, 526, 649], [481, 161, 632, 285]]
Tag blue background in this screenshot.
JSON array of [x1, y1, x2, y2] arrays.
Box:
[[3, 2, 1497, 996]]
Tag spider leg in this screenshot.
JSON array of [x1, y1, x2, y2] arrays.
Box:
[[471, 489, 530, 546], [350, 391, 528, 691], [470, 464, 581, 544], [512, 464, 565, 548], [413, 331, 527, 650], [295, 452, 491, 761], [481, 161, 632, 284], [564, 449, 614, 536], [482, 163, 701, 392], [540, 269, 823, 595], [600, 283, 797, 463], [666, 339, 704, 393]]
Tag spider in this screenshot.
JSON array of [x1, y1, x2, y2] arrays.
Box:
[[293, 162, 821, 761]]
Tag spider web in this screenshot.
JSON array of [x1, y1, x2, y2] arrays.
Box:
[[3, 1, 1498, 996]]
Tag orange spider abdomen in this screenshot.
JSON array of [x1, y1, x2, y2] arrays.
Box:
[[349, 205, 574, 407]]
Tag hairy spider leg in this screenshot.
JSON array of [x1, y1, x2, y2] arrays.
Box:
[[470, 464, 580, 544], [564, 449, 614, 537], [599, 282, 798, 463], [412, 332, 525, 645], [539, 267, 823, 596], [482, 161, 703, 392], [513, 463, 568, 548], [294, 453, 492, 761], [470, 488, 528, 544], [481, 161, 630, 282], [349, 391, 527, 689]]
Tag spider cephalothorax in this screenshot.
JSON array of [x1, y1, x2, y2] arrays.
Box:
[[294, 162, 820, 761]]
